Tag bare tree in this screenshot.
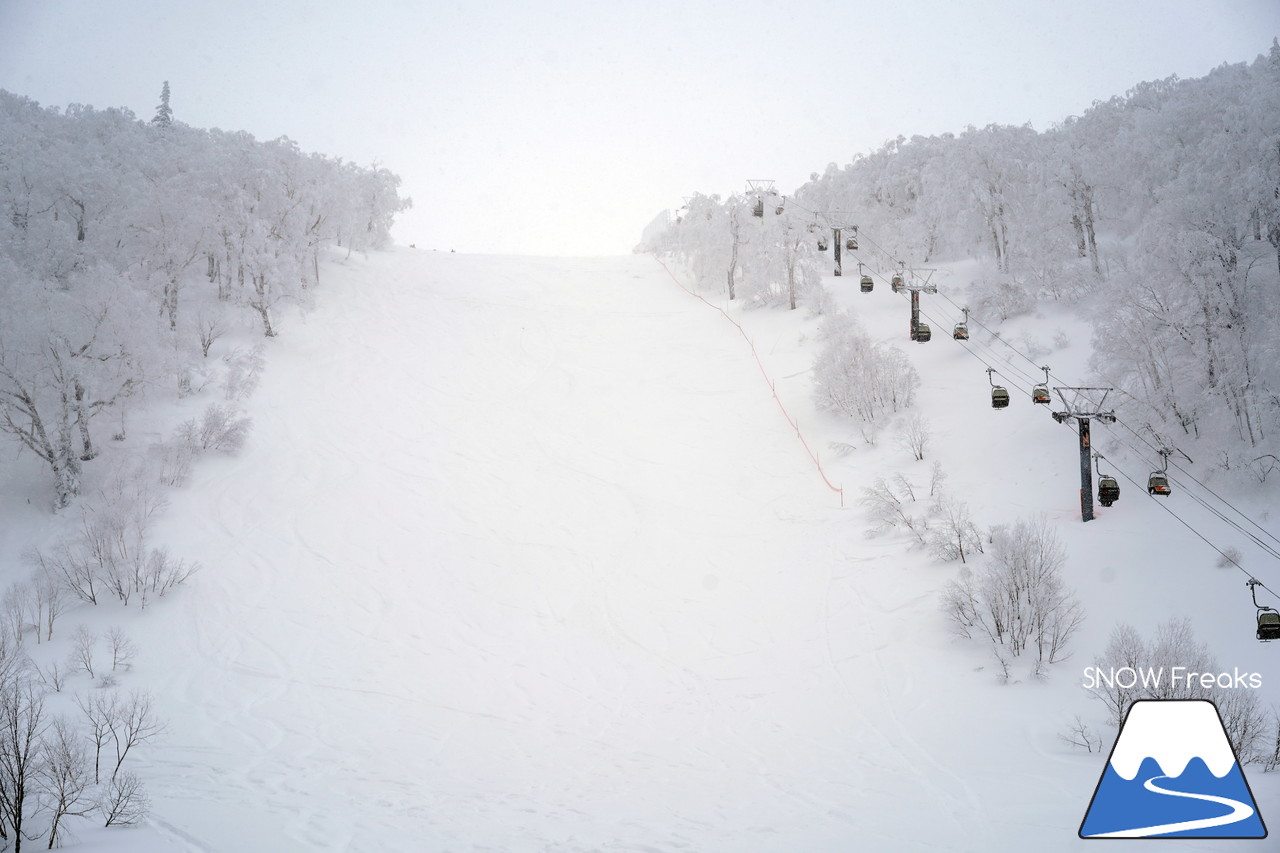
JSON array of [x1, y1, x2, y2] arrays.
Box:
[[898, 413, 931, 461], [1217, 688, 1270, 767], [1059, 714, 1103, 753], [0, 633, 30, 692], [107, 690, 165, 780], [104, 628, 136, 673], [32, 467, 192, 610], [859, 476, 929, 544], [1, 584, 33, 646], [32, 566, 65, 644], [221, 344, 265, 401], [30, 542, 96, 607], [176, 403, 252, 454], [153, 438, 195, 488], [812, 314, 919, 443], [1263, 708, 1280, 773], [942, 516, 1083, 677], [136, 548, 196, 608], [75, 692, 117, 785], [67, 627, 96, 680], [928, 495, 984, 564], [41, 715, 94, 849], [0, 681, 45, 852], [33, 663, 65, 695], [928, 460, 947, 497], [98, 771, 148, 827], [196, 314, 225, 359]]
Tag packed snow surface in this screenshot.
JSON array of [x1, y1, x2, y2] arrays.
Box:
[[61, 249, 1274, 851]]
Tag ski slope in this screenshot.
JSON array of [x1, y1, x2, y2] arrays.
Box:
[[45, 248, 1277, 850]]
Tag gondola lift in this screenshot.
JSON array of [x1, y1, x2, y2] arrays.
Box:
[[1260, 610, 1280, 641], [987, 367, 1009, 409], [1148, 448, 1172, 496], [858, 264, 873, 293], [1098, 476, 1120, 506], [752, 198, 764, 218], [891, 274, 904, 293], [1032, 366, 1052, 404], [953, 307, 970, 340], [817, 236, 828, 251], [1248, 580, 1280, 641], [1094, 453, 1119, 506], [915, 323, 931, 342]]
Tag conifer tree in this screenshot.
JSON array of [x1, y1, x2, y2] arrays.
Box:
[[151, 81, 172, 128]]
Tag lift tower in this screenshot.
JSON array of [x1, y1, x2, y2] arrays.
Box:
[[898, 275, 937, 341], [1051, 387, 1116, 522]]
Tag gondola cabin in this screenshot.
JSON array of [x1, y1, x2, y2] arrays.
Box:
[[775, 206, 784, 215], [860, 275, 874, 292], [991, 387, 1010, 409], [1098, 476, 1120, 506], [915, 323, 931, 342], [953, 323, 969, 340], [1258, 609, 1280, 641], [846, 237, 858, 250], [752, 200, 764, 217], [891, 275, 904, 293], [1148, 474, 1171, 496], [817, 237, 828, 251], [1032, 384, 1051, 404]]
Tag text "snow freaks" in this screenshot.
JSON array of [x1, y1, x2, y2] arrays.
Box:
[[1082, 667, 1263, 691]]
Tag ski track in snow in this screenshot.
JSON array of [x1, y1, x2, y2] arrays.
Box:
[[113, 249, 1273, 853]]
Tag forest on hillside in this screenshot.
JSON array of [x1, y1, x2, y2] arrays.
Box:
[[647, 42, 1280, 485], [0, 86, 411, 508]]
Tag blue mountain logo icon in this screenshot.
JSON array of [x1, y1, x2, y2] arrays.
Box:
[[1080, 699, 1267, 838]]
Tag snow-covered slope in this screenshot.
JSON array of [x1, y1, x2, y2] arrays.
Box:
[[37, 248, 1276, 851]]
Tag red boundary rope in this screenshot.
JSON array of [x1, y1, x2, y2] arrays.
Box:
[[648, 254, 844, 507]]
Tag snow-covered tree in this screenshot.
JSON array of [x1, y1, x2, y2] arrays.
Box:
[[151, 81, 172, 128], [0, 88, 411, 506], [812, 312, 919, 441]]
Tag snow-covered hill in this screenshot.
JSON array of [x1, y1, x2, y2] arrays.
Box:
[[6, 247, 1277, 851]]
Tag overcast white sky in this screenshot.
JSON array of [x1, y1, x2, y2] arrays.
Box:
[[1, 0, 1277, 256]]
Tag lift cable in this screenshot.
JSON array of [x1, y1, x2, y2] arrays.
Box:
[[880, 252, 1280, 560], [1096, 441, 1280, 602], [1092, 422, 1280, 563], [1105, 414, 1280, 551], [762, 210, 1280, 588], [878, 269, 1280, 596]]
